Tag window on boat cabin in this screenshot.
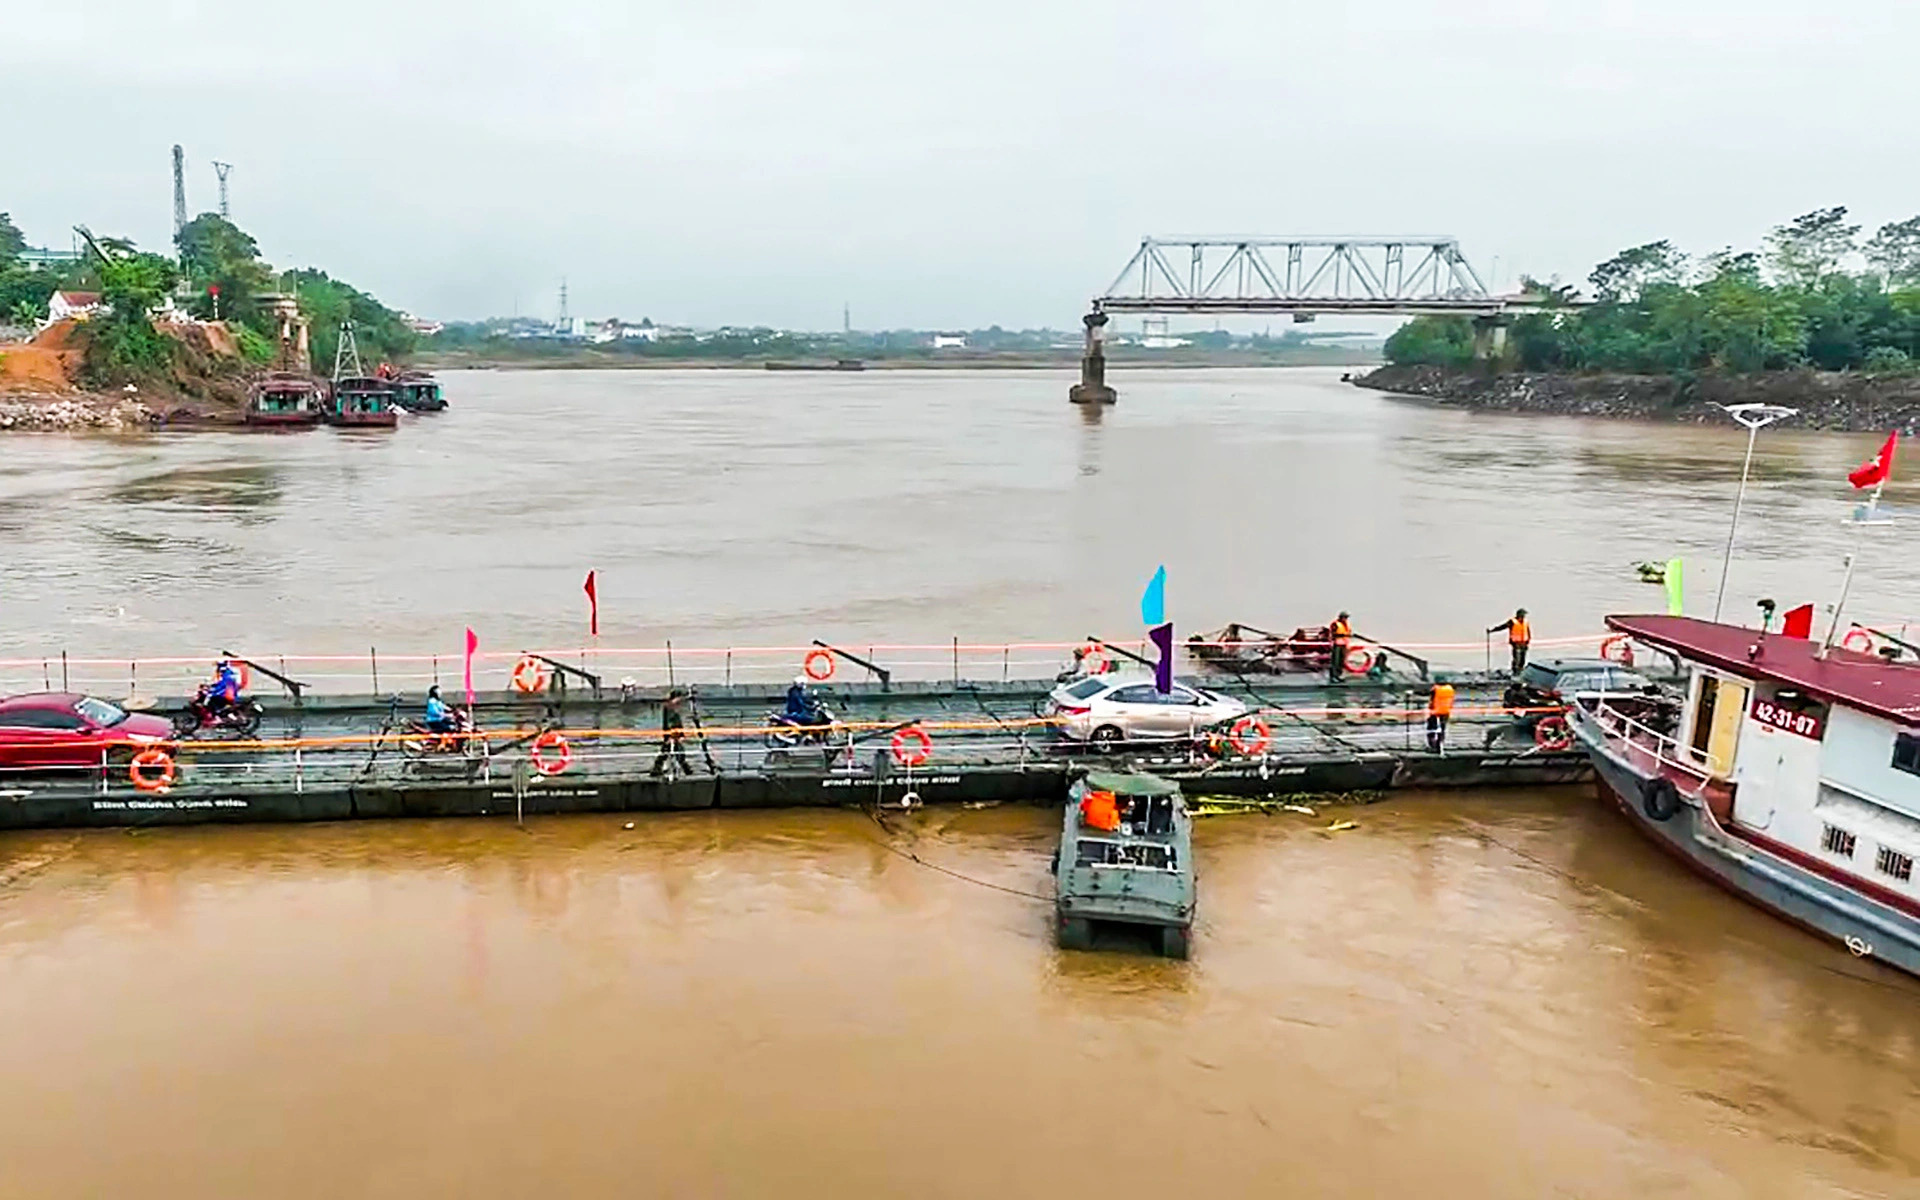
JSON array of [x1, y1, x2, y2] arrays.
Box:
[[1875, 845, 1914, 884], [1076, 839, 1118, 867], [1893, 733, 1920, 778], [1821, 824, 1857, 859]]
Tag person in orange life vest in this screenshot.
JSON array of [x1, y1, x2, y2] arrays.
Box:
[[1488, 608, 1531, 675], [1427, 681, 1455, 753], [1327, 611, 1353, 682], [1080, 789, 1119, 832]]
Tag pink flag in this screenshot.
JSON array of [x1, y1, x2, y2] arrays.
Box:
[[584, 570, 599, 638], [464, 627, 478, 709]]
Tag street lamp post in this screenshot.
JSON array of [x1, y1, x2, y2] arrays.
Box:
[[1711, 403, 1798, 622]]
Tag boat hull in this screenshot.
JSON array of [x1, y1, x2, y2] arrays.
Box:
[[1572, 709, 1920, 979], [329, 412, 399, 429], [244, 412, 321, 428]]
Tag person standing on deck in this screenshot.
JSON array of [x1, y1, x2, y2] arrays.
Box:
[[1427, 681, 1455, 753], [1488, 608, 1532, 675], [651, 688, 694, 777], [1328, 612, 1353, 682]]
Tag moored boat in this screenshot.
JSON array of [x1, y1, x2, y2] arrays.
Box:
[[1052, 770, 1195, 957], [244, 372, 323, 428], [391, 370, 447, 412], [1571, 614, 1920, 977], [325, 376, 399, 428]]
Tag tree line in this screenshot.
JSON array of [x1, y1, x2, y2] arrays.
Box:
[[1386, 208, 1920, 375], [1, 209, 415, 381]]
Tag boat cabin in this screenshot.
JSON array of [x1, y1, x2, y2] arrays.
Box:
[[1605, 615, 1920, 906], [245, 372, 322, 427], [326, 376, 399, 428], [392, 372, 447, 412]]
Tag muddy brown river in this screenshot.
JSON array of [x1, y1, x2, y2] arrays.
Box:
[[2, 368, 1916, 1195]]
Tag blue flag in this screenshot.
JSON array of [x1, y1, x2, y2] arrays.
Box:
[[1140, 565, 1167, 627]]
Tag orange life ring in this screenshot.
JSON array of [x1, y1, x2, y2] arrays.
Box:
[[129, 747, 177, 792], [1344, 646, 1373, 674], [1534, 716, 1573, 752], [1079, 643, 1110, 674], [1228, 714, 1271, 756], [229, 661, 251, 692], [1842, 629, 1874, 654], [530, 730, 572, 776], [511, 655, 550, 694], [803, 648, 836, 681], [890, 726, 933, 768], [1599, 635, 1635, 666]]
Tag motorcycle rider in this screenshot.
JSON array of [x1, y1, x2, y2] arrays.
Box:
[[203, 659, 243, 717], [424, 685, 457, 735], [784, 676, 827, 728]]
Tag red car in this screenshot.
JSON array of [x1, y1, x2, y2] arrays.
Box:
[[0, 693, 176, 770]]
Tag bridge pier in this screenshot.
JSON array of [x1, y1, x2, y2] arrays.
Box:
[[1471, 315, 1511, 366], [1068, 309, 1116, 405]]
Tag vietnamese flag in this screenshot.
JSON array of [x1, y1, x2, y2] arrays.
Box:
[[1781, 603, 1814, 640], [583, 570, 599, 637], [1849, 432, 1898, 489]]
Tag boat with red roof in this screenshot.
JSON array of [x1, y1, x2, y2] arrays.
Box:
[[1571, 613, 1920, 977]]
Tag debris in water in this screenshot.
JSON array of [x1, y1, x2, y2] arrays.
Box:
[[1282, 804, 1316, 816], [623, 822, 635, 830], [1326, 820, 1359, 832]]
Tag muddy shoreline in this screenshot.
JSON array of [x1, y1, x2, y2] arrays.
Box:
[[1353, 364, 1920, 433]]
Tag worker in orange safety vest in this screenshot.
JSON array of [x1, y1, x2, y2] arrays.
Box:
[[1427, 681, 1455, 753], [1488, 608, 1532, 675]]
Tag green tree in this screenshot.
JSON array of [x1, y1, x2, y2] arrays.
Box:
[[174, 212, 275, 329], [1588, 240, 1686, 302], [1384, 316, 1474, 366], [287, 268, 416, 373], [74, 230, 181, 377], [0, 212, 24, 262], [1865, 216, 1920, 288], [1764, 207, 1858, 286]]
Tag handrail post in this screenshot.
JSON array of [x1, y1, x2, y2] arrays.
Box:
[[666, 640, 675, 687], [370, 646, 379, 696], [60, 651, 68, 692], [725, 648, 732, 688]]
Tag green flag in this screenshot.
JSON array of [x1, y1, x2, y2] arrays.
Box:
[[1665, 558, 1684, 616]]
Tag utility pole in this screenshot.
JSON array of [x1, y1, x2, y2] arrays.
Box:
[[171, 145, 187, 238], [843, 301, 850, 336], [558, 277, 569, 332], [212, 161, 232, 218]]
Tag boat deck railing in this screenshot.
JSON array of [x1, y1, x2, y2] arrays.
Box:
[[1588, 700, 1717, 793], [0, 632, 1612, 701]]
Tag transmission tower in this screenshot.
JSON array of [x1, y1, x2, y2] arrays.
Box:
[[212, 162, 232, 218], [557, 277, 569, 330], [171, 145, 186, 237]]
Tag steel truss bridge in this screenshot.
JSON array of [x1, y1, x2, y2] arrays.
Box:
[[1093, 235, 1516, 317]]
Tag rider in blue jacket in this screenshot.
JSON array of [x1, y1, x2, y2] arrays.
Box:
[[785, 676, 823, 726], [424, 686, 456, 734]]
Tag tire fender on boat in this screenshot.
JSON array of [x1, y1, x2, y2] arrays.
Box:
[[1641, 775, 1681, 822]]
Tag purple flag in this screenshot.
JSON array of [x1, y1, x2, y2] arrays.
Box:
[[1149, 622, 1174, 693]]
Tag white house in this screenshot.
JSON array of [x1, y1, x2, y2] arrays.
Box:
[[46, 290, 102, 323], [932, 332, 968, 349]]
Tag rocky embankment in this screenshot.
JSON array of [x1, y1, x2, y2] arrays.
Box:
[[0, 394, 157, 431], [1353, 365, 1920, 433]]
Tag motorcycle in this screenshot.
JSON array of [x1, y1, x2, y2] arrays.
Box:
[[400, 708, 483, 760], [764, 703, 838, 749], [172, 687, 265, 738]]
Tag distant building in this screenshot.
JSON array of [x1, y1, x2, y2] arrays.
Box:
[[46, 290, 102, 323], [400, 313, 444, 337], [932, 332, 968, 349]]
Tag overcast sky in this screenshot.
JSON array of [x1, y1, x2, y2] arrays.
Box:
[[6, 1, 1916, 328]]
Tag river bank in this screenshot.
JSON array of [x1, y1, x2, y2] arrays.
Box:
[[1353, 364, 1920, 432]]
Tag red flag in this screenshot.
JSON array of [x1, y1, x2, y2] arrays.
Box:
[[1849, 431, 1898, 489], [463, 627, 478, 709], [1781, 603, 1814, 640], [583, 571, 599, 637]]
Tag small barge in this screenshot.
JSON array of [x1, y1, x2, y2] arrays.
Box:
[[325, 376, 400, 428], [1053, 772, 1194, 957], [391, 370, 448, 412], [245, 372, 324, 428]]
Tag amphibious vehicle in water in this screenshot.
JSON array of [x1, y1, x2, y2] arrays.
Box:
[[1052, 770, 1195, 958]]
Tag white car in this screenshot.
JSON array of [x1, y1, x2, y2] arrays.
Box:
[[1046, 674, 1249, 748]]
